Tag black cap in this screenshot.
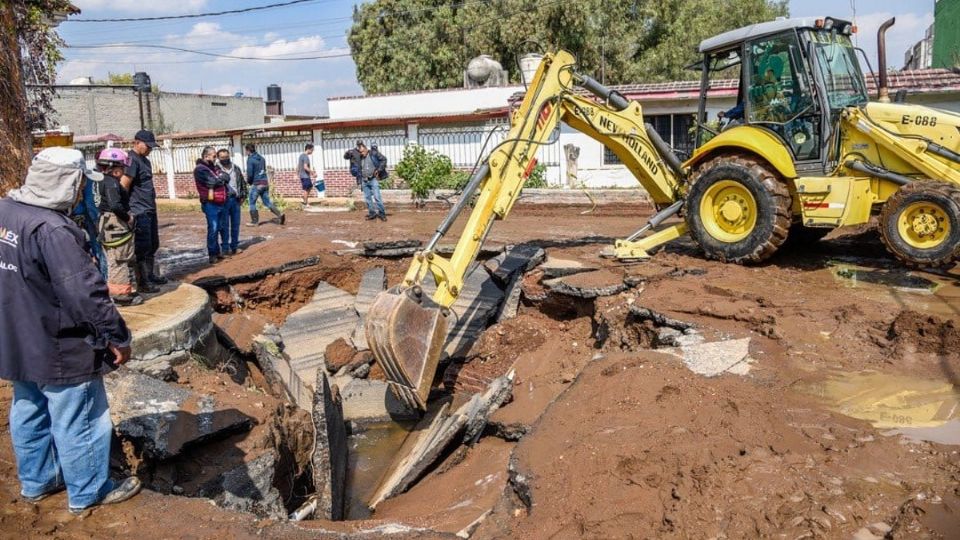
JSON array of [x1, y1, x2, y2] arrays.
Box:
[[355, 139, 364, 147], [371, 144, 378, 150], [134, 129, 159, 148]]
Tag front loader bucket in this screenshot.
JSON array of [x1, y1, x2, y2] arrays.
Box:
[[365, 287, 448, 411]]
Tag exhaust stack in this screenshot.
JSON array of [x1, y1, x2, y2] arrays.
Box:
[[877, 17, 895, 103]]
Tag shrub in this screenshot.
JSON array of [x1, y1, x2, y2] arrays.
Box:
[[395, 144, 458, 202], [525, 163, 548, 189]]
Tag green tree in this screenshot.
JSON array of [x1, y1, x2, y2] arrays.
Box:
[[348, 0, 788, 93], [95, 72, 134, 85]]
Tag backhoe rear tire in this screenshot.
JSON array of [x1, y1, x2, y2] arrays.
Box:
[[685, 154, 792, 264], [878, 181, 960, 268]]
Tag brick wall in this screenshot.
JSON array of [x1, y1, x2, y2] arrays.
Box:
[[151, 168, 369, 198]]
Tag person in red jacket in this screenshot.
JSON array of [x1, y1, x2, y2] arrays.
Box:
[[193, 146, 230, 264]]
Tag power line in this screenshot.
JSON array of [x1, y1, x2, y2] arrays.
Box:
[[69, 0, 322, 23], [66, 43, 351, 61]]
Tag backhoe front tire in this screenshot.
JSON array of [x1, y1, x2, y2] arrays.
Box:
[[685, 154, 792, 264], [878, 181, 960, 268]]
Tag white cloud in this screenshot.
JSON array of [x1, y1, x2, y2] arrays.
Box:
[[72, 0, 208, 14], [851, 11, 935, 70], [224, 36, 339, 60]]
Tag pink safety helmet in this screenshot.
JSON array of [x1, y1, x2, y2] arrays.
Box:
[[96, 147, 130, 167]]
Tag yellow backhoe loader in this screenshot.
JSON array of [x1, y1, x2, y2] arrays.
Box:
[[366, 16, 960, 410]]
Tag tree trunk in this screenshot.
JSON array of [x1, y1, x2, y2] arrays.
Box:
[[0, 1, 32, 195]]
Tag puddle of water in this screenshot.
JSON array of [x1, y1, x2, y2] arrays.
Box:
[[345, 420, 414, 519], [798, 371, 960, 444], [829, 263, 960, 319]]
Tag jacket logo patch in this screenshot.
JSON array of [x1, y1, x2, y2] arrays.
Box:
[[0, 226, 19, 248]]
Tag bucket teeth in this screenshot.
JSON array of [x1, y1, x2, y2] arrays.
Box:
[[365, 288, 447, 411]]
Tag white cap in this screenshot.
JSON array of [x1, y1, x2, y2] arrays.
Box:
[[33, 147, 104, 181]]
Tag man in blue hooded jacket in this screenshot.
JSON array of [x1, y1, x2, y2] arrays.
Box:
[[0, 147, 142, 515]]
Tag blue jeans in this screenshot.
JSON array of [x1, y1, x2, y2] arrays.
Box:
[[10, 379, 114, 510], [361, 177, 386, 217], [248, 184, 281, 217], [220, 195, 241, 252], [201, 202, 226, 256]]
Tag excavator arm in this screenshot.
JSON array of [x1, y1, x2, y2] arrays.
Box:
[[366, 50, 688, 409]]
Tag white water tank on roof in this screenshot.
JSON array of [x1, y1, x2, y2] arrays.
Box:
[[519, 54, 544, 85]]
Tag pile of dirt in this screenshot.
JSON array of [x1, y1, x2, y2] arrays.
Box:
[[888, 310, 960, 356], [477, 353, 960, 539]]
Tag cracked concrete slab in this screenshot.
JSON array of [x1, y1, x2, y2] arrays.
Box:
[[664, 337, 753, 377], [105, 369, 253, 459], [120, 283, 214, 379], [281, 282, 359, 390]]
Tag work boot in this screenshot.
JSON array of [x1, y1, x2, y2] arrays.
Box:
[[69, 477, 142, 516], [247, 209, 259, 227], [279, 213, 286, 225], [113, 293, 144, 307], [137, 262, 159, 294], [378, 213, 387, 222], [146, 256, 168, 285]]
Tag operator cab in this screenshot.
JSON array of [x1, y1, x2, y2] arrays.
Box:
[[694, 17, 868, 172]]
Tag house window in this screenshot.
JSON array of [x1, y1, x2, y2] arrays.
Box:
[[603, 114, 683, 165]]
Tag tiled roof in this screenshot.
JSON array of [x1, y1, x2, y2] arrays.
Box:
[[864, 68, 960, 94]]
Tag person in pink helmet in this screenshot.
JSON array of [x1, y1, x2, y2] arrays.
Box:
[[95, 148, 142, 306]]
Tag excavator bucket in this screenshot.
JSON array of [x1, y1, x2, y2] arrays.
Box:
[[365, 287, 448, 411]]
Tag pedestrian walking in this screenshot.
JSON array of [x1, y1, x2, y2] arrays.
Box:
[[244, 143, 285, 226], [356, 142, 387, 221], [217, 148, 246, 256], [194, 146, 230, 264], [121, 129, 166, 294], [298, 143, 321, 206], [344, 139, 363, 188], [0, 147, 142, 515], [95, 148, 142, 306]]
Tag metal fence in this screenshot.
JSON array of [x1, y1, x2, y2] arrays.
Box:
[[243, 133, 313, 171], [419, 122, 561, 169], [321, 129, 407, 171]]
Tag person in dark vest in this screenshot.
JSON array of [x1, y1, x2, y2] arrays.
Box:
[[0, 147, 142, 515], [244, 143, 285, 226], [121, 129, 166, 293]]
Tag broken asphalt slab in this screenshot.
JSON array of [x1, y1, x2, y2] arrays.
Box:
[[198, 450, 287, 519], [105, 369, 254, 460], [119, 283, 215, 379], [191, 255, 322, 289], [543, 269, 629, 299], [422, 263, 505, 359], [369, 370, 515, 508], [536, 256, 597, 279], [362, 240, 422, 258], [352, 267, 386, 351]]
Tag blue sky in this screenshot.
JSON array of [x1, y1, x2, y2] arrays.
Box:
[[58, 0, 936, 116]]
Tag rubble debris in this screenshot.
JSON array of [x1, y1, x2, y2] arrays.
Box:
[[485, 421, 529, 441], [121, 283, 215, 379], [537, 256, 597, 278], [213, 312, 270, 355], [369, 370, 515, 508], [281, 281, 358, 389], [362, 240, 422, 258], [253, 331, 312, 411], [457, 509, 492, 539], [422, 263, 505, 358], [105, 369, 253, 460], [325, 337, 357, 374], [664, 337, 752, 377], [198, 450, 286, 519], [289, 495, 319, 521], [351, 267, 386, 351], [311, 370, 348, 520]]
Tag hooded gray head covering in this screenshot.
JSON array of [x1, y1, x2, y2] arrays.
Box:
[[7, 147, 103, 212]]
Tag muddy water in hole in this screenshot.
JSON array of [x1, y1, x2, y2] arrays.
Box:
[[345, 421, 413, 519], [799, 371, 960, 445]]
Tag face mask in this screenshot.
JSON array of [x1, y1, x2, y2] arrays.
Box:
[[220, 158, 231, 166]]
